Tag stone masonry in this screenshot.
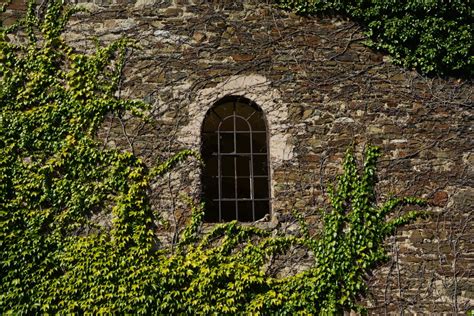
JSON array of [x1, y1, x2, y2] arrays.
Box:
[[3, 0, 473, 313]]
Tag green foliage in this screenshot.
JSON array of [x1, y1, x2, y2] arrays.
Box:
[[275, 0, 473, 77], [1, 1, 425, 314]]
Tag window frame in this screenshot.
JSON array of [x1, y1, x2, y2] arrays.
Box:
[[201, 96, 271, 222]]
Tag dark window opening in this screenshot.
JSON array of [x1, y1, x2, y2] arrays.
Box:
[[201, 97, 270, 222]]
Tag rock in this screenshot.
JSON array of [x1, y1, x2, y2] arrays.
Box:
[[192, 32, 206, 43], [164, 8, 183, 17], [431, 191, 448, 207], [231, 54, 254, 62]]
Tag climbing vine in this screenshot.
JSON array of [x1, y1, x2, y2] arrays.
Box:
[[1, 1, 425, 314], [275, 0, 473, 77]]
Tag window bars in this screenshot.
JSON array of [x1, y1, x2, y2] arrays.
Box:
[[201, 97, 270, 222]]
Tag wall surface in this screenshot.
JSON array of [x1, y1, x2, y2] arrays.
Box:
[[3, 0, 473, 313]]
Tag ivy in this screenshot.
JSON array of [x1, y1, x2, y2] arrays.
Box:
[[1, 1, 426, 314], [275, 0, 473, 77]]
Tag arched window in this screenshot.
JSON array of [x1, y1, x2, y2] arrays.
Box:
[[201, 96, 270, 222]]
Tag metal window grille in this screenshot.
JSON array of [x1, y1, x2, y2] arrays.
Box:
[[201, 97, 270, 222]]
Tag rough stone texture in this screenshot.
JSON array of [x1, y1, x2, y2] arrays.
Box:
[[3, 0, 473, 314]]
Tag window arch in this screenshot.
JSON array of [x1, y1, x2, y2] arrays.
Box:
[[201, 96, 270, 222]]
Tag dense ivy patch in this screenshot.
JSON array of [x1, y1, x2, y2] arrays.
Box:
[[276, 0, 473, 77], [1, 1, 425, 313]]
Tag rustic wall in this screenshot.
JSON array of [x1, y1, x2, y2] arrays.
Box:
[[3, 0, 473, 313]]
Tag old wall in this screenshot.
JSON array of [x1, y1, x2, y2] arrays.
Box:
[[3, 0, 473, 313]]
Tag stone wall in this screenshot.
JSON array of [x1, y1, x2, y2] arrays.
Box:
[[3, 0, 473, 313]]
